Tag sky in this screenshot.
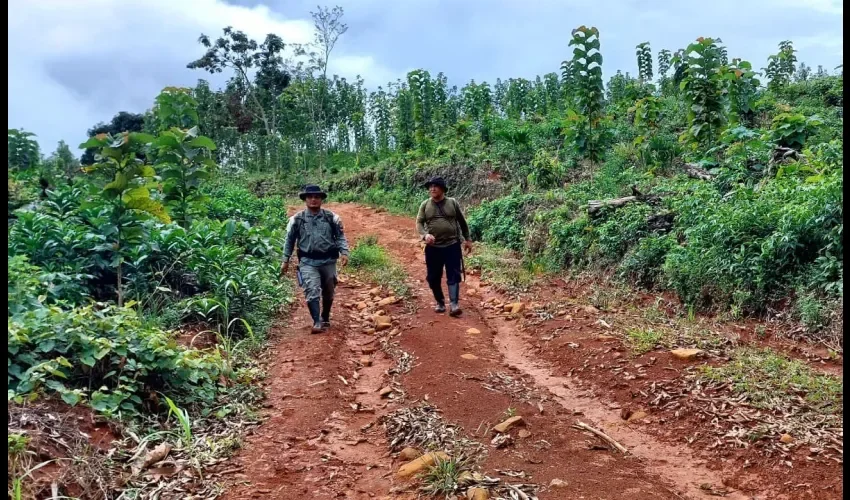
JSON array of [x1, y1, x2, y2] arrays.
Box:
[[8, 0, 843, 157]]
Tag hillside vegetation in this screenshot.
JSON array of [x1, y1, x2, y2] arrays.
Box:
[[7, 6, 842, 497]]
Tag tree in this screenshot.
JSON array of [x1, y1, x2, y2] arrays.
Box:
[[636, 42, 653, 82], [81, 112, 145, 165], [8, 129, 40, 171], [764, 40, 797, 89], [187, 27, 290, 137], [568, 26, 606, 165], [675, 37, 727, 149], [46, 140, 80, 186], [79, 132, 169, 307]]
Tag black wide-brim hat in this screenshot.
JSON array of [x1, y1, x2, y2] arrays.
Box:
[[422, 176, 448, 191], [299, 184, 328, 200]]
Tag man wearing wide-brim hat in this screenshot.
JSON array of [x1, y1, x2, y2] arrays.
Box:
[[281, 185, 350, 333], [416, 176, 473, 317]]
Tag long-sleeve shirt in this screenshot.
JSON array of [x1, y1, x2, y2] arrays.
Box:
[[416, 197, 471, 248], [282, 209, 350, 267]]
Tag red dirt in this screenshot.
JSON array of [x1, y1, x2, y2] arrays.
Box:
[[217, 203, 843, 500]]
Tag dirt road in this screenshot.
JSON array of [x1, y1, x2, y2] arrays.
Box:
[[219, 203, 842, 500]]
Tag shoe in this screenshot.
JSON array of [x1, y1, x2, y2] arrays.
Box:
[[435, 302, 446, 313], [307, 300, 323, 334], [322, 320, 331, 330], [448, 284, 461, 316]]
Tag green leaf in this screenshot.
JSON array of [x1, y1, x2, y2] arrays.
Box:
[[129, 132, 156, 145], [139, 165, 156, 178], [61, 391, 82, 406], [154, 134, 181, 149], [126, 197, 172, 223], [187, 136, 217, 150], [122, 187, 151, 202], [104, 172, 129, 194]]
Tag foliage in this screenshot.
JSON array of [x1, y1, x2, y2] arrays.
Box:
[[674, 37, 728, 149], [568, 26, 606, 164], [153, 125, 217, 227], [8, 303, 223, 417], [8, 129, 41, 172], [764, 41, 797, 90], [635, 42, 653, 82]]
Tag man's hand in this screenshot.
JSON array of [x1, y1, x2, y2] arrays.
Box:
[[339, 255, 349, 267], [280, 261, 290, 277], [463, 240, 473, 254], [424, 234, 436, 245]]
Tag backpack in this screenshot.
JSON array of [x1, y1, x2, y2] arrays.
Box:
[[427, 197, 463, 241], [292, 209, 341, 259]]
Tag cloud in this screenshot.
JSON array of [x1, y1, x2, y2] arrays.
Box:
[[8, 0, 843, 155], [8, 0, 397, 153]]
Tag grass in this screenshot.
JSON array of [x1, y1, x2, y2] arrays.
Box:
[[625, 328, 665, 355], [348, 235, 411, 299], [466, 243, 537, 292], [418, 456, 471, 496], [700, 347, 843, 413]]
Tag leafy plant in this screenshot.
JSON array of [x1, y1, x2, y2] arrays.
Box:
[[79, 131, 169, 306], [153, 126, 217, 227], [568, 26, 606, 165], [636, 42, 653, 82], [674, 37, 728, 149]]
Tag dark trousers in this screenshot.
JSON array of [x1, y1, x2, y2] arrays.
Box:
[[425, 242, 462, 304]]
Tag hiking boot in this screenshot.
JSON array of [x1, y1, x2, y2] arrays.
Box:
[[321, 296, 333, 329], [447, 284, 461, 317], [322, 320, 331, 330], [434, 302, 446, 313], [307, 300, 323, 334]]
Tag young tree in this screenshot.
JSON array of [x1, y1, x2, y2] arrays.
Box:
[[8, 129, 40, 172], [636, 42, 653, 82], [674, 37, 727, 149]]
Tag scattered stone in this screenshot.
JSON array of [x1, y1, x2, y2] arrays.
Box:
[[619, 408, 633, 421], [375, 316, 393, 331], [363, 328, 376, 335], [369, 287, 381, 296], [518, 429, 532, 439], [780, 433, 794, 444], [670, 348, 703, 361], [461, 353, 479, 360], [379, 296, 399, 306], [396, 451, 450, 478], [549, 478, 568, 489], [360, 356, 373, 367], [597, 334, 617, 341], [584, 305, 601, 314], [627, 410, 648, 422], [379, 387, 393, 398], [399, 447, 422, 461], [466, 487, 490, 500], [357, 302, 368, 310], [466, 328, 481, 335], [510, 302, 525, 314], [493, 415, 525, 433]]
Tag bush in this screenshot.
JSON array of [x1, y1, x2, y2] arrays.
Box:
[[618, 234, 676, 289], [8, 304, 223, 418]]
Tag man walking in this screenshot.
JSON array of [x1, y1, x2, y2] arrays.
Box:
[[281, 185, 350, 333], [416, 177, 473, 317]]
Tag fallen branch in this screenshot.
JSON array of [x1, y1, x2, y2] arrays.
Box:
[[587, 196, 637, 216], [572, 421, 628, 454], [683, 163, 714, 181]]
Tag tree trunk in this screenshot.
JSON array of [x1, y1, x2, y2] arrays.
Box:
[[682, 162, 714, 181]]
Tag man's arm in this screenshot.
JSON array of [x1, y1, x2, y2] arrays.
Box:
[[415, 200, 428, 238], [332, 213, 350, 257], [281, 215, 298, 263], [454, 199, 471, 241]]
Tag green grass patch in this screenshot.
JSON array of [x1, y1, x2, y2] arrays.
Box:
[[700, 347, 842, 413], [466, 243, 538, 292], [349, 235, 411, 299], [418, 455, 472, 496], [625, 328, 666, 354]]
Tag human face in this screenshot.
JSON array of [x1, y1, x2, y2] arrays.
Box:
[[429, 184, 445, 200], [305, 194, 324, 210]]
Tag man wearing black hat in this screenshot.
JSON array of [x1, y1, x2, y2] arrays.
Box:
[[416, 177, 473, 316], [281, 185, 350, 333]]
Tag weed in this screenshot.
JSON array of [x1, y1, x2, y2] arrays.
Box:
[[348, 236, 411, 299], [626, 328, 665, 354], [700, 347, 842, 413], [418, 456, 471, 496]]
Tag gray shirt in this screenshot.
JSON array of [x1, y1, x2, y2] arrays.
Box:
[[282, 209, 350, 267]]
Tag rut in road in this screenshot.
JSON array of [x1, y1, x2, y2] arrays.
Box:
[[217, 202, 800, 500]]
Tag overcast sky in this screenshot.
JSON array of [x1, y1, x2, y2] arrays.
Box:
[[8, 0, 843, 156]]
